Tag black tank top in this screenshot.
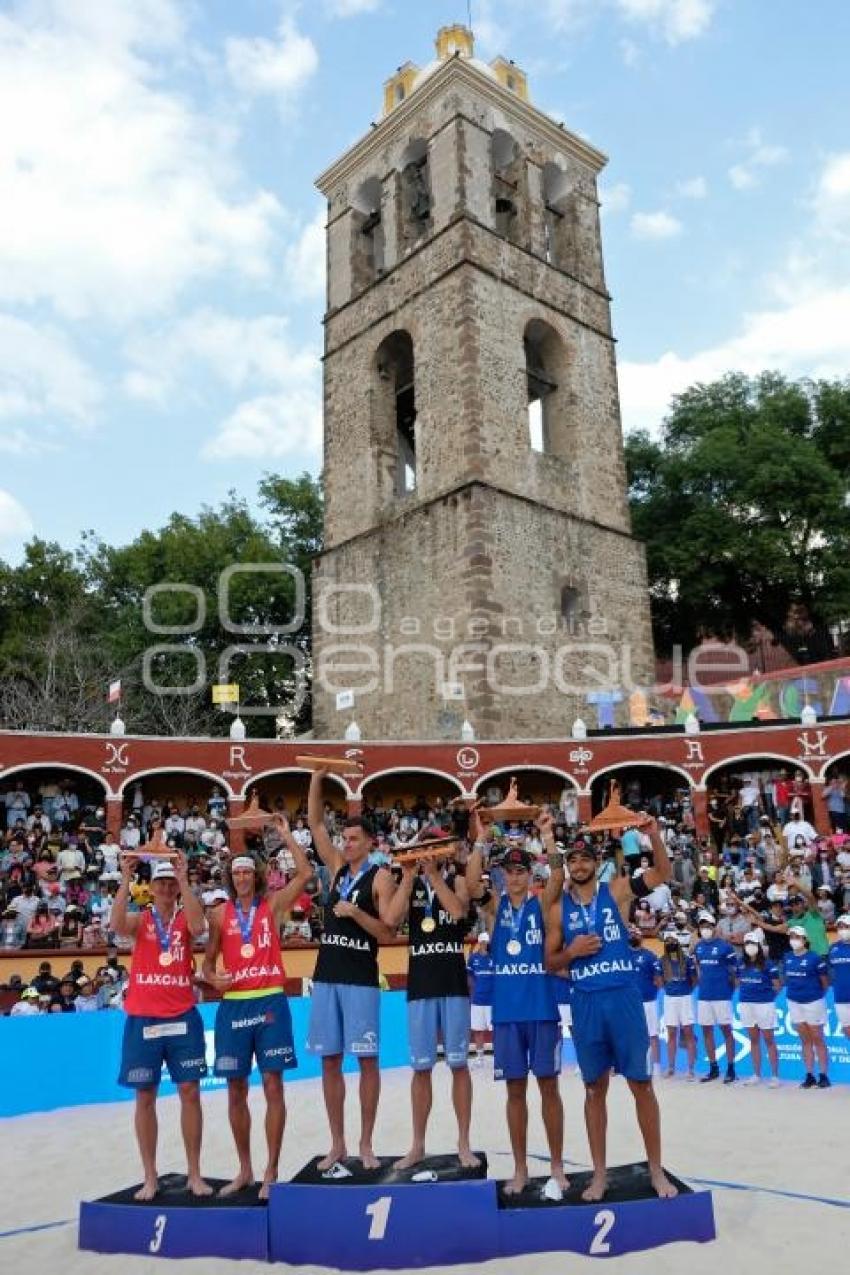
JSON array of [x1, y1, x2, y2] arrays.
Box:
[[313, 862, 380, 987], [407, 872, 470, 1002]]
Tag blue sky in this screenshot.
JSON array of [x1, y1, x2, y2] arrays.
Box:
[[1, 0, 849, 560]]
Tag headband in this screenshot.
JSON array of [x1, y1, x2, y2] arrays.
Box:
[[231, 856, 256, 872]]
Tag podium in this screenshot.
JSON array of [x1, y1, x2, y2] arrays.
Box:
[[78, 1174, 268, 1261], [79, 1158, 715, 1266]]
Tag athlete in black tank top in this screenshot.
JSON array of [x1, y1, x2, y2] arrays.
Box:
[[314, 863, 382, 987]]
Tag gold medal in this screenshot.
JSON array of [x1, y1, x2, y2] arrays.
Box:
[[240, 943, 255, 959], [159, 951, 173, 967], [421, 917, 437, 934]]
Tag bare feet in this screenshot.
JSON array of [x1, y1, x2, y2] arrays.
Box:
[[458, 1147, 481, 1169], [650, 1167, 679, 1199], [219, 1171, 254, 1197], [258, 1173, 277, 1202], [134, 1178, 158, 1202], [187, 1176, 213, 1198], [393, 1147, 425, 1171], [317, 1145, 347, 1172], [503, 1169, 528, 1196], [581, 1172, 608, 1202], [550, 1165, 570, 1192], [359, 1145, 380, 1171]]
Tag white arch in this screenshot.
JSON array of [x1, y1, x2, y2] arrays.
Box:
[[245, 767, 352, 801], [586, 760, 695, 792], [117, 767, 236, 800], [356, 767, 464, 800], [0, 761, 112, 797], [820, 751, 850, 781], [474, 764, 575, 793], [701, 753, 815, 788]]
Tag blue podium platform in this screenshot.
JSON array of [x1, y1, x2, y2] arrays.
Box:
[[79, 1158, 715, 1266], [78, 1173, 269, 1261]]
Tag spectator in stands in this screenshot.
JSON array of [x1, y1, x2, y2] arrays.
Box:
[[73, 975, 101, 1011], [0, 906, 27, 949], [783, 811, 817, 853], [5, 781, 32, 830], [51, 976, 78, 1012], [716, 897, 750, 948], [824, 775, 847, 833], [10, 986, 41, 1016], [10, 882, 40, 927], [59, 905, 85, 947], [27, 903, 59, 948], [56, 837, 85, 885], [32, 961, 59, 996]]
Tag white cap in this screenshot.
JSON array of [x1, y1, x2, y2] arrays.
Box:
[[788, 925, 808, 939], [743, 931, 762, 945], [836, 914, 850, 928], [476, 932, 490, 944], [231, 856, 256, 872], [202, 888, 229, 905], [151, 861, 177, 881], [698, 912, 716, 925]]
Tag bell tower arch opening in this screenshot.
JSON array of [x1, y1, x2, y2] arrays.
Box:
[[542, 161, 578, 273], [374, 330, 417, 497], [491, 128, 526, 245], [351, 175, 384, 289], [524, 318, 571, 458], [398, 137, 432, 248]]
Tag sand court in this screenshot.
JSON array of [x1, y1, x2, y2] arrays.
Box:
[[1, 1064, 846, 1274]]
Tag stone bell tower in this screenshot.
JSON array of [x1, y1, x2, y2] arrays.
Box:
[[311, 27, 654, 741]]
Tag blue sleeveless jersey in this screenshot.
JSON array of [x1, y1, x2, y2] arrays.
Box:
[[491, 893, 557, 1025], [561, 882, 634, 994]]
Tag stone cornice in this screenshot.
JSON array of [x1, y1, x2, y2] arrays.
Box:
[[315, 56, 607, 195]]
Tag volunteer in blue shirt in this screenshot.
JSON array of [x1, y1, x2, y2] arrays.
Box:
[[546, 817, 677, 1202], [467, 932, 495, 1066], [735, 931, 781, 1086], [467, 808, 567, 1201], [659, 931, 697, 1079], [828, 913, 850, 1038], [693, 913, 738, 1084], [784, 924, 831, 1088], [629, 927, 663, 1079]]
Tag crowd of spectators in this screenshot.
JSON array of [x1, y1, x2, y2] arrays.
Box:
[[3, 770, 849, 1017]]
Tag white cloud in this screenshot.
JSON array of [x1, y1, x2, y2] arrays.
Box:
[[676, 175, 707, 199], [630, 210, 682, 239], [0, 490, 34, 544], [285, 207, 327, 300], [225, 18, 318, 105], [813, 152, 850, 242], [324, 0, 383, 15], [0, 0, 286, 321], [615, 0, 715, 44], [727, 127, 789, 191], [0, 314, 101, 427], [124, 310, 322, 461], [601, 182, 632, 215], [619, 37, 641, 65]]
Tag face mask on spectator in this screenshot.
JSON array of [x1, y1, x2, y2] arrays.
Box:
[[837, 926, 850, 943], [699, 926, 714, 939], [744, 942, 760, 957], [789, 938, 806, 953]]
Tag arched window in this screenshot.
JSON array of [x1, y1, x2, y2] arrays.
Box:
[[491, 129, 525, 244], [374, 331, 416, 496], [398, 138, 432, 246], [542, 162, 577, 272], [351, 175, 384, 289], [524, 318, 570, 457]]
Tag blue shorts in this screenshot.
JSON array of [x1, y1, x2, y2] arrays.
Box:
[[306, 982, 380, 1057], [214, 992, 297, 1078], [407, 996, 470, 1070], [119, 1007, 207, 1089], [570, 984, 650, 1085], [493, 1020, 561, 1081]]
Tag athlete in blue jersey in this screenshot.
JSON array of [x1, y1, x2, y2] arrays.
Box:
[[692, 914, 738, 1084], [784, 925, 831, 1088], [659, 932, 697, 1079], [736, 931, 781, 1086], [828, 914, 850, 1038], [545, 813, 677, 1201], [467, 804, 567, 1199], [628, 928, 663, 1078], [467, 933, 495, 1064]]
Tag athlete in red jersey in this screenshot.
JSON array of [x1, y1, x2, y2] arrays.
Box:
[[203, 815, 312, 1199], [112, 852, 209, 1201]]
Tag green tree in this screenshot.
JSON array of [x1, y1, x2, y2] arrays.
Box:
[[625, 372, 850, 655]]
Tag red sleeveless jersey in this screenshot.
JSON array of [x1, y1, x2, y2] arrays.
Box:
[[125, 907, 195, 1018], [220, 898, 286, 993]]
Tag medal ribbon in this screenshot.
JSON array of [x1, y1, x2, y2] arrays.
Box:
[[235, 898, 257, 946], [151, 906, 177, 955], [338, 864, 367, 903], [509, 898, 528, 948], [576, 887, 599, 936]]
